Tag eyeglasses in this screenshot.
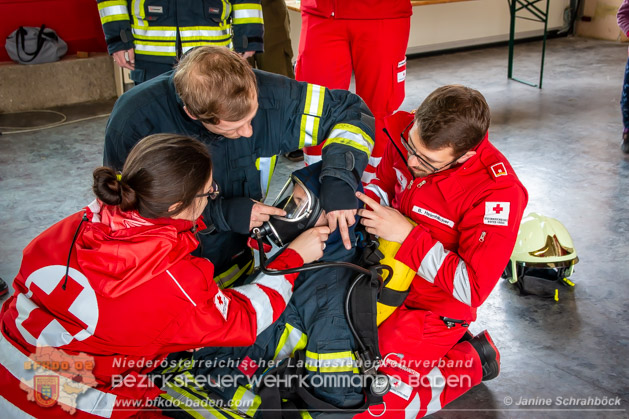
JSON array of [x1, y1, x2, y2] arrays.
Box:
[[195, 180, 220, 200], [400, 121, 463, 173]]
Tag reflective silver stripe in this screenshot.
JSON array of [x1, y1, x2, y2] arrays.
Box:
[[368, 155, 382, 167], [162, 383, 225, 419], [307, 85, 324, 116], [304, 153, 322, 166], [232, 386, 260, 416], [251, 273, 293, 307], [364, 184, 390, 207], [257, 157, 273, 199], [99, 4, 128, 19], [179, 28, 231, 39], [0, 394, 37, 419], [0, 334, 117, 418], [275, 325, 306, 360], [326, 126, 374, 155], [231, 284, 273, 335], [361, 171, 377, 185], [452, 260, 472, 305], [131, 27, 177, 38], [303, 114, 317, 147], [425, 367, 445, 415], [306, 355, 356, 369], [135, 44, 177, 54], [232, 8, 263, 19], [404, 393, 421, 419], [132, 0, 145, 27], [417, 243, 449, 284]]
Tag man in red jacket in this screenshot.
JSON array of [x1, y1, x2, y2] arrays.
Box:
[[355, 85, 528, 418], [295, 0, 412, 181]]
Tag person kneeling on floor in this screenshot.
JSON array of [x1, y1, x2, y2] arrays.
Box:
[[0, 134, 329, 418], [354, 85, 529, 418]]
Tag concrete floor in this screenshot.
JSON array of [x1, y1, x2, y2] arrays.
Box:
[[1, 36, 628, 418]]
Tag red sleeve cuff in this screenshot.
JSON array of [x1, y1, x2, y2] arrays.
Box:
[[395, 225, 428, 271], [268, 247, 304, 270]]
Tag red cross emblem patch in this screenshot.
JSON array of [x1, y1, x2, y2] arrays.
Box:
[[484, 202, 510, 226], [214, 290, 230, 321]]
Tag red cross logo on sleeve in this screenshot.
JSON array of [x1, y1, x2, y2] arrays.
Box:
[[493, 204, 504, 214], [15, 265, 99, 347]]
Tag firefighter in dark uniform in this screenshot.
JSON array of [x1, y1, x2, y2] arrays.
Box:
[[104, 46, 375, 286], [97, 0, 264, 83]]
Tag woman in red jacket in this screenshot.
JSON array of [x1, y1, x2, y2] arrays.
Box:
[[0, 133, 329, 418]]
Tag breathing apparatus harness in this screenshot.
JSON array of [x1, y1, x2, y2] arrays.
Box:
[[249, 174, 393, 415]]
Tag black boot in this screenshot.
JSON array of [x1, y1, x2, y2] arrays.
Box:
[[469, 330, 500, 381], [0, 277, 8, 298], [622, 132, 629, 154]]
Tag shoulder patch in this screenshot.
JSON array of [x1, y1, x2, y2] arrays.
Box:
[[490, 162, 508, 178], [484, 202, 510, 226], [214, 290, 230, 321]]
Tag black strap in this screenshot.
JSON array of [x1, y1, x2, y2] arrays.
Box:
[[15, 25, 47, 63], [378, 287, 410, 308]]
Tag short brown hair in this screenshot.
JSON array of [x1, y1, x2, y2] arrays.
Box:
[[94, 134, 212, 219], [173, 46, 258, 125], [414, 85, 490, 155]]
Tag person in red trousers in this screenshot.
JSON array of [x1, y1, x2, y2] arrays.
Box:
[[295, 0, 412, 183], [356, 85, 528, 418]]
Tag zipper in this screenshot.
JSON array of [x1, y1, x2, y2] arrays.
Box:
[[479, 231, 486, 242]]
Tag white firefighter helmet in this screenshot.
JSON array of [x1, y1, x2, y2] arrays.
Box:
[[503, 213, 579, 300]]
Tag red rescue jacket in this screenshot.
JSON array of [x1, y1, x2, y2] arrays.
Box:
[[300, 0, 412, 20], [0, 200, 301, 418], [365, 111, 528, 321]]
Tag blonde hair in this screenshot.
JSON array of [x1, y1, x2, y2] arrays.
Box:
[[174, 46, 258, 125]]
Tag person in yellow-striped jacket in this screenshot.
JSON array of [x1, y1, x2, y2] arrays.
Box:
[[96, 0, 263, 83]]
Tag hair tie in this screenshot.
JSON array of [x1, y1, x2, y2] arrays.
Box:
[[116, 173, 122, 181]]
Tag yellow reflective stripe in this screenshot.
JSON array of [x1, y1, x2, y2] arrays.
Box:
[[164, 382, 232, 419], [256, 156, 277, 199], [273, 323, 308, 360], [232, 386, 261, 416], [299, 114, 320, 149], [304, 350, 360, 373], [323, 138, 370, 156], [132, 0, 147, 27], [98, 1, 129, 23], [214, 259, 253, 289], [179, 26, 232, 40], [304, 84, 325, 117], [325, 122, 374, 149], [170, 375, 244, 419], [232, 17, 264, 24], [161, 393, 207, 419], [232, 4, 264, 24], [300, 410, 314, 419], [299, 84, 325, 148]]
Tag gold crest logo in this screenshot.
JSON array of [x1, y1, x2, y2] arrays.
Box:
[[34, 375, 59, 408]]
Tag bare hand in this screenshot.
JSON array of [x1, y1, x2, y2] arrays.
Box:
[[287, 226, 331, 264], [250, 201, 286, 230], [326, 209, 357, 250], [356, 192, 413, 244], [112, 49, 135, 70], [239, 51, 256, 59]]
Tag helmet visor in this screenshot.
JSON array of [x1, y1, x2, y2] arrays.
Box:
[[272, 176, 315, 222]]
